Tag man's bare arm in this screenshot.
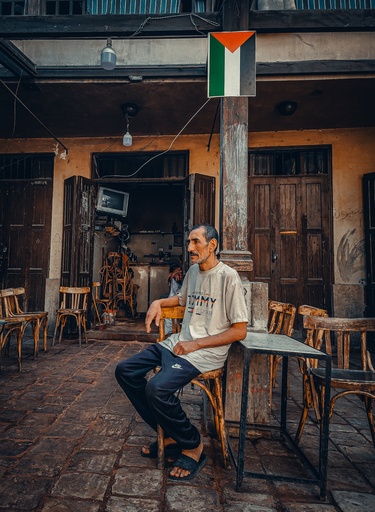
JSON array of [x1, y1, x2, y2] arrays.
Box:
[[145, 295, 180, 333], [173, 322, 247, 356]]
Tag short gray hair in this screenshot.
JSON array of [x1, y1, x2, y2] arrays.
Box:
[[191, 223, 219, 245]]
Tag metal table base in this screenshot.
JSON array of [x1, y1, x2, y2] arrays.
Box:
[[229, 333, 331, 499]]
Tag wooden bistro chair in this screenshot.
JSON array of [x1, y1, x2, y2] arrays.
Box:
[[295, 315, 375, 448], [268, 300, 297, 408], [0, 292, 24, 371], [52, 286, 90, 347], [2, 287, 48, 356], [294, 304, 329, 443], [156, 306, 231, 470]]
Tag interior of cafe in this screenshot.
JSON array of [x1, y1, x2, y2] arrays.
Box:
[[92, 180, 185, 320]]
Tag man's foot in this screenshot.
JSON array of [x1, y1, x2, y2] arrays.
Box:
[[140, 437, 180, 459], [169, 441, 204, 479]]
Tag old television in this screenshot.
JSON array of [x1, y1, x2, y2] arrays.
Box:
[[96, 187, 129, 218]]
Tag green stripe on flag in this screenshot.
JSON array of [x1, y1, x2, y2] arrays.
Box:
[[209, 35, 225, 98]]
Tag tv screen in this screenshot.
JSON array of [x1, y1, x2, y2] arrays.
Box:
[[96, 187, 129, 217]]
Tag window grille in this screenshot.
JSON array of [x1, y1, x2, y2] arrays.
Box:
[[0, 154, 54, 180], [0, 0, 25, 15], [86, 0, 181, 14], [93, 152, 188, 180], [248, 147, 330, 177]]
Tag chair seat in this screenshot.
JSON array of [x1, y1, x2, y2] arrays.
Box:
[[57, 308, 86, 315], [312, 368, 375, 388]]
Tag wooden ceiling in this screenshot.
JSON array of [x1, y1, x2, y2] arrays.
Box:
[[0, 75, 374, 140]]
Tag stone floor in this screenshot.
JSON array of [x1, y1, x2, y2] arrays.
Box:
[[1, 327, 375, 512]]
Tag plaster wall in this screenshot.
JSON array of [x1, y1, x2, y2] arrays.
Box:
[[1, 126, 374, 316], [14, 32, 375, 67], [248, 127, 375, 316]]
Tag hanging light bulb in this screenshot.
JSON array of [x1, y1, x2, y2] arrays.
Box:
[[101, 38, 116, 70], [122, 115, 132, 147]]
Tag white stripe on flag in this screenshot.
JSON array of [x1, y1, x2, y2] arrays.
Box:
[[224, 46, 241, 97]]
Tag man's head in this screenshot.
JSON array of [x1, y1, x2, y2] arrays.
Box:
[[188, 223, 219, 270]]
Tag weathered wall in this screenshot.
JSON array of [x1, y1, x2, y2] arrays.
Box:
[[248, 127, 375, 316], [1, 125, 374, 317]]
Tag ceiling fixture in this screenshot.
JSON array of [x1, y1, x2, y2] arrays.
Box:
[[121, 103, 139, 147], [101, 38, 116, 70], [277, 101, 298, 116]]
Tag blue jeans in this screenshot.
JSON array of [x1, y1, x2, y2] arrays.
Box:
[[115, 343, 201, 449]]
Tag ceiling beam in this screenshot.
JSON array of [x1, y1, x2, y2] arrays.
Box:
[[0, 11, 374, 40], [0, 13, 221, 39], [0, 39, 37, 77]]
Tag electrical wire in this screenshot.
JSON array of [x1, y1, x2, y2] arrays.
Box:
[[104, 97, 212, 179], [0, 78, 69, 154]]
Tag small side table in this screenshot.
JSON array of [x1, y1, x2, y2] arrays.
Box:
[[230, 332, 331, 499]]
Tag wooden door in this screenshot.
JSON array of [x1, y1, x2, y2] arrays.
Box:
[[61, 176, 95, 287], [182, 174, 215, 270], [0, 179, 53, 311], [249, 175, 332, 314], [363, 172, 375, 316]]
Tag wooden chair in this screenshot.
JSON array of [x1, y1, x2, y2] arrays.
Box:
[[295, 315, 375, 447], [268, 300, 297, 407], [294, 305, 329, 443], [156, 306, 231, 470], [91, 281, 112, 325], [2, 287, 48, 356], [52, 287, 90, 347]]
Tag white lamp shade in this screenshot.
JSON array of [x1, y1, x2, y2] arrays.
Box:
[[101, 46, 116, 70], [123, 131, 132, 147]]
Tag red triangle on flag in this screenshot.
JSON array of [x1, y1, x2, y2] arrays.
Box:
[[211, 31, 255, 54]]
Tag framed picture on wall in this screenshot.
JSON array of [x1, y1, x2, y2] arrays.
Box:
[[173, 234, 183, 247]]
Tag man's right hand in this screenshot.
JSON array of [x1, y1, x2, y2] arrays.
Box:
[[145, 300, 162, 333]]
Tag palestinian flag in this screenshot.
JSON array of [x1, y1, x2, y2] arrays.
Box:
[[208, 31, 256, 98]]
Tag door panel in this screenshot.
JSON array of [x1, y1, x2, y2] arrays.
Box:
[[183, 174, 215, 271], [0, 180, 53, 311], [363, 172, 375, 316], [61, 176, 95, 287], [249, 175, 331, 316]]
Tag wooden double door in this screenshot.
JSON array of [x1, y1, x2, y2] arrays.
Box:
[[249, 174, 332, 316]]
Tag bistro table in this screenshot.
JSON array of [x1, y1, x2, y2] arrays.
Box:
[[229, 331, 331, 499]]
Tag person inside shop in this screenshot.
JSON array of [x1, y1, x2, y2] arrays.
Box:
[[115, 223, 248, 481], [164, 263, 183, 335]]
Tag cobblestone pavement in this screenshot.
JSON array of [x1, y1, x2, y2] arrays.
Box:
[[1, 333, 375, 512]]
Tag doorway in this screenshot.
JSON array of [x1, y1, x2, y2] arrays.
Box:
[[0, 154, 53, 311], [61, 152, 215, 323], [248, 146, 332, 327]]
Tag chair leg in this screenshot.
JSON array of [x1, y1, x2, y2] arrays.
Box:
[[42, 317, 48, 352], [157, 424, 165, 470], [365, 396, 375, 448], [212, 376, 231, 469], [16, 330, 22, 371], [52, 316, 60, 346], [32, 320, 39, 359], [295, 405, 309, 445]]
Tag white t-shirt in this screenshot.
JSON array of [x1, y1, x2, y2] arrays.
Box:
[[159, 261, 249, 373]]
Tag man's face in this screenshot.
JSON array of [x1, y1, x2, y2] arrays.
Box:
[[187, 227, 214, 266]]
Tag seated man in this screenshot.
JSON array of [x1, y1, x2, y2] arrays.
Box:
[[115, 223, 248, 481]]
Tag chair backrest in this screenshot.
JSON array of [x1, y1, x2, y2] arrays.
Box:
[[298, 303, 329, 347], [59, 286, 90, 311], [303, 316, 375, 371], [268, 300, 296, 337], [158, 306, 185, 341]]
